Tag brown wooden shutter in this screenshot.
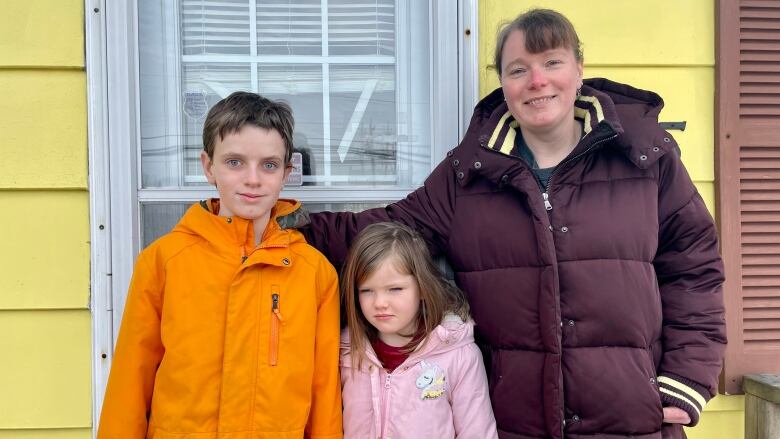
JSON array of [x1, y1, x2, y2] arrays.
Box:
[[718, 0, 780, 394]]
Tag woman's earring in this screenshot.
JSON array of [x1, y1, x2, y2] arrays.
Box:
[[576, 87, 582, 98]]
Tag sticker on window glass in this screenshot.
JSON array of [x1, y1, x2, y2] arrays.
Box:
[[183, 91, 208, 120], [285, 152, 303, 186]]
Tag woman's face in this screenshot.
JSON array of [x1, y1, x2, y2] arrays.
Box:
[[500, 30, 583, 135]]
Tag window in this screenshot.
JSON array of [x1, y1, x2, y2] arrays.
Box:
[[137, 0, 446, 246], [89, 0, 476, 425]]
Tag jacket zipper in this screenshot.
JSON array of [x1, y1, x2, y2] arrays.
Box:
[[380, 373, 392, 438], [536, 132, 617, 438], [269, 286, 284, 366], [541, 133, 618, 211]]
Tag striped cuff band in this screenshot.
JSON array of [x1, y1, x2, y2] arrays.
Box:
[[658, 374, 711, 426]]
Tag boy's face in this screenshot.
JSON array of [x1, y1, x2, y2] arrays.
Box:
[[200, 125, 291, 223]]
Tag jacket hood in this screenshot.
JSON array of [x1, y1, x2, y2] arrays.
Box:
[[340, 314, 476, 369], [172, 198, 306, 253], [584, 78, 678, 166], [454, 78, 678, 187]]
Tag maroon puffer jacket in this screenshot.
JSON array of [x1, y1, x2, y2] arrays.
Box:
[[302, 78, 726, 439]]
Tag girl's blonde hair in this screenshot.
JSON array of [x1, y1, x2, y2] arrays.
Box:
[[341, 222, 470, 369]]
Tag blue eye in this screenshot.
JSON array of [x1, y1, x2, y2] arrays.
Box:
[[263, 162, 279, 170], [226, 159, 241, 167]]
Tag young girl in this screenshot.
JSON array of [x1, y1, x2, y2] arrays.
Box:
[[340, 222, 498, 439]]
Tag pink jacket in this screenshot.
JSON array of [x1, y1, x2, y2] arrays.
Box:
[[340, 314, 498, 439]]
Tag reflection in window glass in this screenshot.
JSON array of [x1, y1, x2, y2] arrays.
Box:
[[139, 0, 431, 191], [328, 0, 395, 56], [329, 65, 397, 185], [257, 0, 322, 56], [182, 0, 251, 55]]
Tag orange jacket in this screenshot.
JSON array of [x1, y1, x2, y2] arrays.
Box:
[[98, 199, 342, 439]]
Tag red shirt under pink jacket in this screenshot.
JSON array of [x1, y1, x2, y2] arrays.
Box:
[[340, 314, 498, 439]]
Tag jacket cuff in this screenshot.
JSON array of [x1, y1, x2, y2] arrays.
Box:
[[658, 373, 711, 426]]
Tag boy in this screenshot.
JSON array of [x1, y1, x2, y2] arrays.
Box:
[[98, 92, 342, 438]]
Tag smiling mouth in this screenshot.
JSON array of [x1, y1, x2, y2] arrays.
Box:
[[525, 95, 556, 105]]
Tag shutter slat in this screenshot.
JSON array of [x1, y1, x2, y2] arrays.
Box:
[[743, 254, 780, 265], [742, 233, 780, 244], [742, 0, 780, 8], [741, 10, 780, 19], [741, 62, 780, 72], [742, 275, 780, 287], [743, 265, 780, 276], [741, 72, 780, 82], [744, 285, 780, 297], [743, 242, 780, 254], [744, 296, 780, 307], [744, 328, 780, 342], [740, 191, 780, 201]]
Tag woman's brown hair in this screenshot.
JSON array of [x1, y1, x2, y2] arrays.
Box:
[[494, 8, 583, 77], [341, 222, 470, 369]]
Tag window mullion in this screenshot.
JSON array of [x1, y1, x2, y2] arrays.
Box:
[[166, 1, 184, 187], [249, 0, 258, 92], [396, 0, 410, 186], [321, 0, 331, 186]]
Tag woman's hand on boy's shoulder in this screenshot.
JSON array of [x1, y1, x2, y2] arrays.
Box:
[[277, 208, 311, 229]]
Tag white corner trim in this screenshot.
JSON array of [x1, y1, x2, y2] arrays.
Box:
[[459, 0, 479, 137], [85, 0, 111, 436]]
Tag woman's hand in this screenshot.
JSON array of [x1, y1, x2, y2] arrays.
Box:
[[662, 406, 691, 424]]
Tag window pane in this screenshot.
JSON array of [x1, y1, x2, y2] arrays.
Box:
[[257, 0, 322, 56], [328, 64, 399, 185], [182, 0, 251, 55], [140, 61, 252, 187], [139, 0, 432, 191], [328, 0, 395, 56], [141, 201, 388, 247], [257, 65, 324, 186]]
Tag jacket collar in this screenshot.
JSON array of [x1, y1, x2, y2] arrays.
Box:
[[172, 198, 304, 267], [340, 314, 475, 370], [450, 78, 678, 188]]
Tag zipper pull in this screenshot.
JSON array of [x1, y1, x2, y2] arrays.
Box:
[[272, 293, 284, 322], [542, 192, 553, 211]]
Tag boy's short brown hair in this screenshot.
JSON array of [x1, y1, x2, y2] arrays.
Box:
[[202, 91, 294, 164]]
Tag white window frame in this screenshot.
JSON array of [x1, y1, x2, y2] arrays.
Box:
[[87, 0, 478, 433]]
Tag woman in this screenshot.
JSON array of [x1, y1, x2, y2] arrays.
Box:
[[295, 9, 725, 439]]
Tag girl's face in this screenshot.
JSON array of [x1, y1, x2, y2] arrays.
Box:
[[358, 256, 421, 347]]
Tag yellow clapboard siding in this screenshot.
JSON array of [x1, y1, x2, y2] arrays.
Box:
[[685, 395, 745, 439], [586, 67, 715, 183], [0, 310, 91, 428], [0, 70, 87, 189], [0, 191, 89, 309], [0, 429, 91, 439], [480, 66, 715, 183], [0, 0, 84, 68], [479, 0, 713, 73], [695, 181, 715, 218]]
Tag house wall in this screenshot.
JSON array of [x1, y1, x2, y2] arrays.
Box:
[[0, 1, 92, 437], [478, 1, 743, 438], [0, 1, 743, 437]]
